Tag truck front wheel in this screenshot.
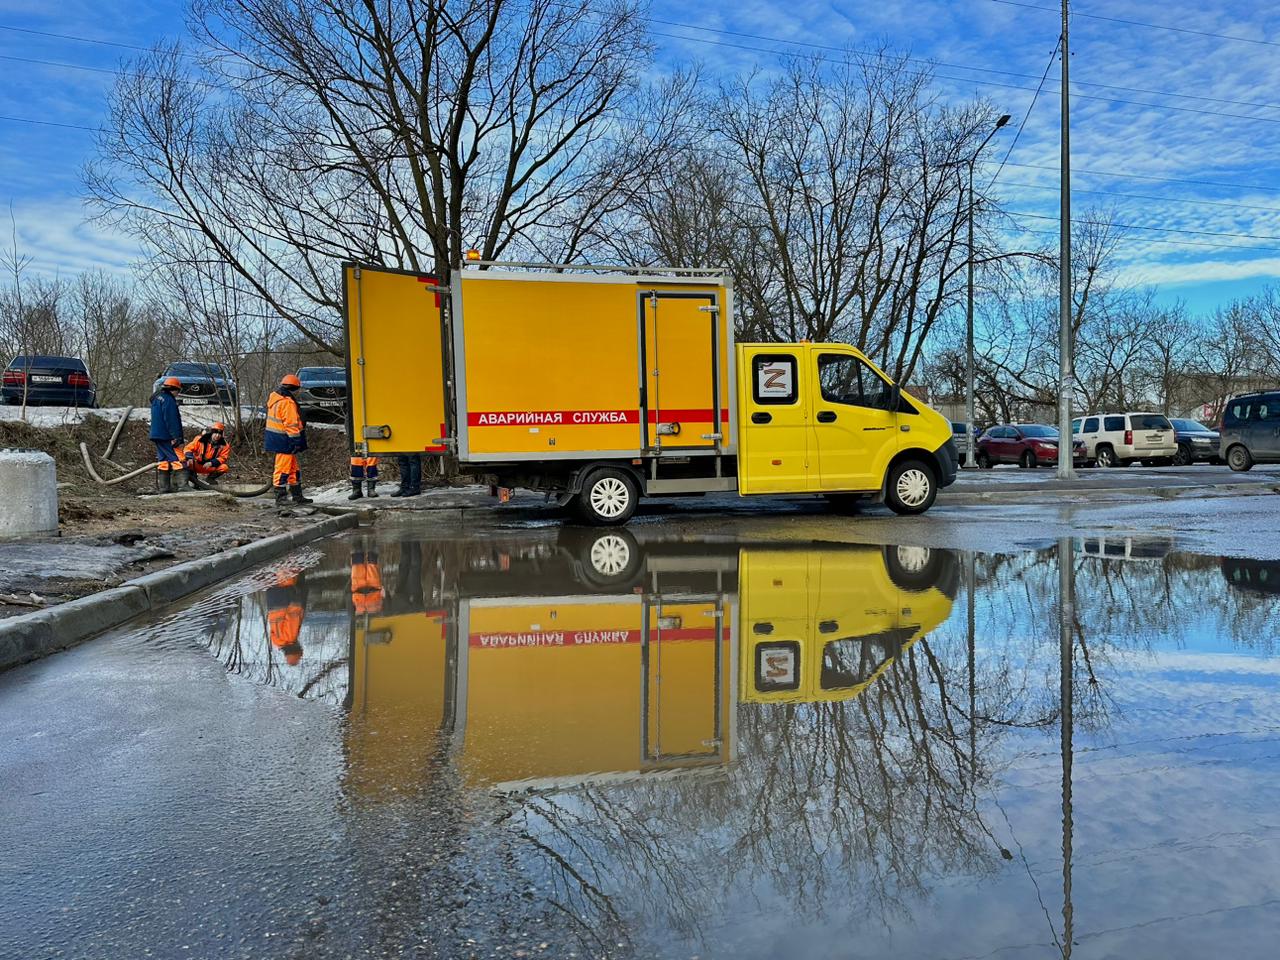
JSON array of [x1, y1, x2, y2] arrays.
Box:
[[574, 467, 640, 525], [885, 459, 937, 515]]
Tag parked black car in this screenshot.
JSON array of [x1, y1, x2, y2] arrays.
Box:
[[2, 355, 97, 407], [1219, 391, 1280, 471], [296, 366, 347, 422], [1169, 418, 1220, 465], [152, 362, 238, 408]]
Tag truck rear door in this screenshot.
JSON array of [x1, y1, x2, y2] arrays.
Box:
[[344, 263, 449, 456]]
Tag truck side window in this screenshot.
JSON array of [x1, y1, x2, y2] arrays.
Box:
[[817, 354, 893, 411], [752, 355, 798, 405]]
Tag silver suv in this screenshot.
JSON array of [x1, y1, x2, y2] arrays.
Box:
[[1072, 412, 1177, 467]]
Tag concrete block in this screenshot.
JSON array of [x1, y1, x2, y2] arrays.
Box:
[[43, 586, 150, 651], [0, 612, 56, 670], [0, 449, 58, 537]]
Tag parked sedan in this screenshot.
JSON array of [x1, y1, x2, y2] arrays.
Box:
[[1169, 418, 1220, 465], [975, 423, 1087, 468], [152, 362, 238, 407], [296, 366, 347, 422], [2, 355, 97, 407]]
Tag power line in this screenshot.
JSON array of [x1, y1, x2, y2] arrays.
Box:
[[988, 37, 1059, 188], [1017, 226, 1280, 256], [0, 53, 227, 91], [1003, 161, 1280, 195], [1000, 180, 1280, 216], [985, 0, 1280, 48], [0, 22, 167, 54], [1011, 210, 1280, 243]]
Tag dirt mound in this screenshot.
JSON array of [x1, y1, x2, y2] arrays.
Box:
[[0, 414, 354, 499]]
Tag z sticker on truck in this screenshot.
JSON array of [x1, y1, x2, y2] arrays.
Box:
[[756, 362, 793, 398]]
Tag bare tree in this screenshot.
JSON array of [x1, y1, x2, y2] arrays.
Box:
[[88, 0, 686, 353]]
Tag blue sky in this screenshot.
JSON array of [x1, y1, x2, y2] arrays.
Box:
[[2, 0, 1280, 314]]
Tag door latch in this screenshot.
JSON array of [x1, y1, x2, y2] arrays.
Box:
[[362, 425, 392, 440]]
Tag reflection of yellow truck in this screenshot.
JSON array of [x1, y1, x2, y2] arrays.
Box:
[[343, 263, 958, 524], [344, 542, 957, 794]]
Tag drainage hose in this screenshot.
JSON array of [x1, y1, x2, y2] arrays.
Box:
[[79, 443, 157, 485], [103, 405, 134, 461]]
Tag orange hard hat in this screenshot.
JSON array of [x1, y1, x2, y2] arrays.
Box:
[[211, 422, 226, 432], [281, 374, 302, 388], [163, 377, 181, 388]]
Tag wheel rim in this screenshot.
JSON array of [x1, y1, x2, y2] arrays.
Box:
[[896, 469, 931, 508], [895, 545, 932, 573], [1230, 448, 1247, 469], [589, 476, 630, 518], [1098, 449, 1113, 466], [589, 534, 631, 575]]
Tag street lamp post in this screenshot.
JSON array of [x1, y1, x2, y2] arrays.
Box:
[[963, 114, 1011, 469]]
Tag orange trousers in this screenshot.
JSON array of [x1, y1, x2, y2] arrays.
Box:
[[273, 453, 299, 487]]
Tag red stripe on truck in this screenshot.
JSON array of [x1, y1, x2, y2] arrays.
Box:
[[469, 626, 722, 648], [467, 409, 729, 426]]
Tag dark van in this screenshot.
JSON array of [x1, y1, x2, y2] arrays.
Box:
[[1220, 391, 1280, 471]]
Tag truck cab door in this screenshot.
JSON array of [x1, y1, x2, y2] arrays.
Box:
[[737, 346, 811, 494], [808, 349, 899, 492], [344, 264, 449, 457]]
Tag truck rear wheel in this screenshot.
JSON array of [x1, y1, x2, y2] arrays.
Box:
[[574, 467, 640, 525], [885, 459, 937, 515]]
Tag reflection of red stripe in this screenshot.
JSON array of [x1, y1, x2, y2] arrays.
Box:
[[467, 409, 729, 426], [468, 626, 721, 648]]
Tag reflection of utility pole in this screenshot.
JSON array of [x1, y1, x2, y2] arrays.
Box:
[[1058, 537, 1074, 957], [967, 549, 977, 781]]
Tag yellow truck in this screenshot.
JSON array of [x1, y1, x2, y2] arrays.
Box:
[[344, 263, 958, 524]]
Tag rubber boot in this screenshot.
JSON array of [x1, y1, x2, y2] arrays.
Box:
[[184, 467, 198, 489], [274, 486, 289, 507], [347, 480, 363, 501], [290, 485, 314, 505], [159, 469, 174, 494], [204, 473, 219, 488], [365, 480, 378, 499]]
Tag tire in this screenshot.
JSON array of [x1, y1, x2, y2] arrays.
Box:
[[883, 545, 946, 592], [1227, 445, 1254, 473], [1173, 444, 1193, 467], [573, 467, 640, 525], [976, 450, 993, 469], [561, 528, 643, 589], [1019, 450, 1036, 469], [1095, 445, 1117, 468], [885, 459, 937, 516]]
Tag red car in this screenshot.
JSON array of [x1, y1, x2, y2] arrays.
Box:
[[976, 423, 1087, 468]]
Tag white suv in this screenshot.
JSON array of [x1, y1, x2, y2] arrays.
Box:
[[1072, 412, 1177, 467]]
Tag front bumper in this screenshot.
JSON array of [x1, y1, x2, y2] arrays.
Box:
[[937, 438, 959, 487]]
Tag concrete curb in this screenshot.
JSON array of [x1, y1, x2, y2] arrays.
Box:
[[940, 480, 1279, 505], [0, 511, 360, 672]]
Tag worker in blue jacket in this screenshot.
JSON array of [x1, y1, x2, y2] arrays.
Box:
[[148, 376, 185, 494]]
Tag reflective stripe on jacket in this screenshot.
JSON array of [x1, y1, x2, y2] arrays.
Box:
[[265, 391, 307, 454]]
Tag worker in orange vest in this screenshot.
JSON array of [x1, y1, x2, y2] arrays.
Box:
[[348, 456, 379, 500], [182, 421, 231, 487], [267, 566, 306, 667], [265, 374, 312, 507], [350, 543, 384, 616]]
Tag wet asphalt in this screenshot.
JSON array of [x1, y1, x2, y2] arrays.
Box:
[[4, 490, 1280, 959]]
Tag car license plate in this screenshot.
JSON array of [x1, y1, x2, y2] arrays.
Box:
[[314, 400, 339, 406], [31, 375, 61, 383], [181, 398, 211, 405]]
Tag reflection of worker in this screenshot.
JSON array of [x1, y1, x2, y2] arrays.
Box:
[[265, 374, 312, 507], [267, 567, 307, 667], [148, 376, 184, 495], [182, 422, 231, 488], [350, 544, 385, 616], [348, 456, 379, 500]]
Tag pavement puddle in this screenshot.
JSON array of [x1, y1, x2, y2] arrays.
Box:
[[10, 525, 1280, 959]]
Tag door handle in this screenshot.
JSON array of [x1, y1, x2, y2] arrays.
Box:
[[862, 426, 888, 431], [751, 411, 772, 424], [816, 410, 837, 423]]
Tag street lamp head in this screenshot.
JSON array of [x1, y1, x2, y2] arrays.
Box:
[[996, 114, 1012, 129]]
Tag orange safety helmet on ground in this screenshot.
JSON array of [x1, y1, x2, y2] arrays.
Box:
[[163, 376, 182, 389], [280, 374, 302, 388]]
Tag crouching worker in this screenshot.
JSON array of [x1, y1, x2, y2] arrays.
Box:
[[148, 376, 185, 494], [348, 456, 379, 500], [265, 374, 312, 507], [182, 421, 231, 488]]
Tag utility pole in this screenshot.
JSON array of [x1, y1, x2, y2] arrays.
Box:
[[1058, 0, 1074, 480]]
